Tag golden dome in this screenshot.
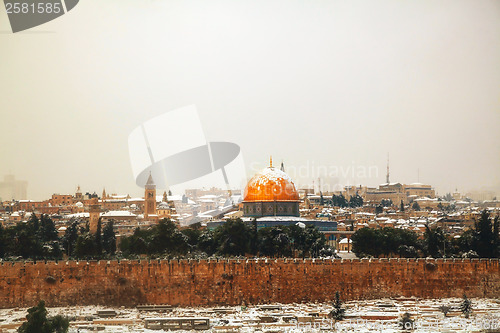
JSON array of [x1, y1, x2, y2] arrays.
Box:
[[244, 166, 299, 202]]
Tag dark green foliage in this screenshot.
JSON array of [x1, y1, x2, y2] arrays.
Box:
[[3, 214, 61, 260], [248, 219, 259, 254], [349, 194, 364, 208], [494, 216, 499, 257], [331, 194, 348, 208], [120, 219, 189, 256], [213, 219, 250, 256], [399, 312, 415, 330], [38, 215, 58, 242], [380, 199, 392, 207], [102, 220, 116, 255], [473, 210, 496, 258], [119, 227, 148, 255], [62, 221, 79, 256], [351, 227, 420, 258], [61, 218, 117, 259], [197, 229, 216, 256], [328, 291, 345, 321], [95, 218, 102, 254], [460, 294, 472, 318], [302, 224, 327, 257], [74, 234, 97, 259], [18, 300, 69, 333], [119, 218, 328, 258], [352, 213, 500, 259], [438, 305, 451, 317], [412, 201, 420, 211], [400, 200, 405, 212], [423, 225, 446, 258], [258, 226, 291, 257], [0, 224, 6, 257], [181, 227, 200, 244], [181, 227, 201, 251]]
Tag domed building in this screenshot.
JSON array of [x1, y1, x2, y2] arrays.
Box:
[[243, 159, 300, 217]]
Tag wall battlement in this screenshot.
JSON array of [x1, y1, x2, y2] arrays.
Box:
[[0, 259, 498, 308]]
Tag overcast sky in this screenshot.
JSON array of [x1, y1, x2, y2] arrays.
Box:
[[1, 0, 499, 200]]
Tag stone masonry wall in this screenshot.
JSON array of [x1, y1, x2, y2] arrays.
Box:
[[0, 258, 498, 308]]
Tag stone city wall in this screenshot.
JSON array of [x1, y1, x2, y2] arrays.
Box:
[[0, 258, 498, 308]]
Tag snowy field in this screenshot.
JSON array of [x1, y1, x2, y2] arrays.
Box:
[[0, 298, 499, 332]]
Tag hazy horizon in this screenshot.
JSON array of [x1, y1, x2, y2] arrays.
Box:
[[1, 0, 499, 200]]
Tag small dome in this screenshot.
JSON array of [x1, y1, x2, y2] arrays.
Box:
[[244, 166, 299, 202], [75, 202, 83, 208], [158, 202, 169, 209]]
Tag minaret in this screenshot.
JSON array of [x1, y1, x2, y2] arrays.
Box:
[[102, 188, 107, 201], [386, 153, 390, 184], [270, 156, 273, 168], [89, 197, 100, 233], [280, 161, 285, 172], [144, 172, 156, 219], [162, 191, 168, 203]]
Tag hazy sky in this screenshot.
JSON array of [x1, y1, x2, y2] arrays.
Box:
[[1, 0, 499, 200]]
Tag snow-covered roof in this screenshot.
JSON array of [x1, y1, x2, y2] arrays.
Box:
[[101, 211, 137, 217], [242, 216, 310, 222], [158, 202, 169, 209], [167, 195, 183, 201], [65, 212, 89, 218], [415, 197, 435, 201], [249, 166, 296, 187], [199, 194, 219, 200], [109, 195, 129, 199]]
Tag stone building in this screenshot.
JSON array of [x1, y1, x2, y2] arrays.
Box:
[[243, 158, 300, 217]]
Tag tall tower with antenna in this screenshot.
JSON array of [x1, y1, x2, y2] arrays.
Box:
[[386, 153, 390, 184]]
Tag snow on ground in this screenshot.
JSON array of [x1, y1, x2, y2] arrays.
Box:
[[0, 298, 498, 332]]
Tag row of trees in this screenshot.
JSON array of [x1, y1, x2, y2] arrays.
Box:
[[0, 214, 61, 259], [0, 214, 116, 260], [62, 219, 116, 259], [120, 218, 333, 258], [2, 211, 497, 260], [325, 194, 364, 208], [351, 210, 499, 258]]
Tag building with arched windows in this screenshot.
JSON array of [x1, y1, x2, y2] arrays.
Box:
[[243, 159, 300, 217]]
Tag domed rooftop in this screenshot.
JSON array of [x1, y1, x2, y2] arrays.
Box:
[[244, 159, 299, 202]]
